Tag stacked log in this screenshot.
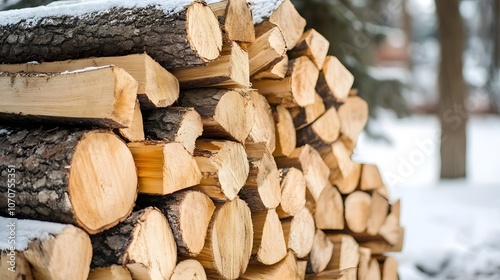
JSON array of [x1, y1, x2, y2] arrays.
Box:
[[0, 0, 403, 279]]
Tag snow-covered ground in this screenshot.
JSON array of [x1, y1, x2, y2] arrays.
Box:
[[354, 111, 500, 279]]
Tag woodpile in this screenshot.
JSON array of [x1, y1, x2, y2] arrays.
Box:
[[0, 0, 403, 279]]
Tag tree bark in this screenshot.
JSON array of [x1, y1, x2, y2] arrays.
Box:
[[0, 2, 222, 70], [143, 107, 203, 154], [135, 191, 215, 257], [91, 207, 177, 280], [0, 127, 137, 234], [435, 0, 467, 178]]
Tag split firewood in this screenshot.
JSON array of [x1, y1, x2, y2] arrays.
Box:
[[273, 104, 297, 157], [208, 0, 255, 43], [296, 107, 341, 152], [143, 107, 203, 154], [118, 100, 145, 142], [179, 88, 254, 143], [276, 168, 306, 218], [357, 247, 371, 280], [239, 143, 281, 211], [248, 27, 286, 76], [246, 91, 277, 153], [315, 184, 344, 230], [289, 93, 327, 130], [194, 198, 253, 279], [0, 1, 223, 70], [252, 56, 319, 107], [252, 0, 306, 49], [170, 259, 207, 280], [0, 127, 137, 234], [127, 141, 201, 195], [275, 145, 330, 202], [378, 256, 398, 280], [344, 191, 372, 233], [305, 268, 357, 280], [307, 230, 335, 274], [192, 140, 249, 201], [241, 250, 297, 280], [288, 29, 330, 69], [366, 258, 382, 280], [338, 96, 369, 151], [0, 251, 33, 280], [251, 209, 288, 265], [87, 266, 132, 280], [0, 66, 137, 128], [359, 164, 385, 191], [316, 56, 354, 104], [359, 228, 404, 254], [378, 200, 401, 245], [253, 55, 289, 80], [135, 191, 215, 257], [172, 41, 250, 88], [325, 234, 360, 271], [367, 191, 390, 236], [281, 207, 316, 258], [0, 217, 91, 280], [330, 163, 362, 195], [91, 207, 177, 280], [0, 54, 179, 109], [297, 260, 308, 280]]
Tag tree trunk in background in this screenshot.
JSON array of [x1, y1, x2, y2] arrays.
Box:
[[435, 0, 467, 179]]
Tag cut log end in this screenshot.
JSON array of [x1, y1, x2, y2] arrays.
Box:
[[308, 230, 335, 274], [246, 91, 277, 153], [240, 250, 297, 280], [197, 198, 253, 279], [345, 191, 372, 233], [289, 56, 319, 107], [170, 260, 207, 280], [251, 209, 287, 265], [315, 184, 344, 230], [194, 140, 250, 200], [283, 207, 316, 258], [69, 131, 137, 234], [277, 167, 306, 218], [118, 100, 145, 142], [143, 107, 203, 154], [187, 2, 223, 63]]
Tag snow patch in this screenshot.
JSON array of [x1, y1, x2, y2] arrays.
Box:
[[60, 65, 113, 75], [249, 0, 284, 24], [0, 0, 194, 27], [0, 217, 67, 251], [0, 128, 12, 136]]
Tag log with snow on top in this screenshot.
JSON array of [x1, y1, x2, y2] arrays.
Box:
[[0, 0, 223, 70], [91, 207, 177, 280], [0, 217, 92, 280], [0, 54, 180, 109], [0, 66, 137, 128], [0, 127, 137, 234]]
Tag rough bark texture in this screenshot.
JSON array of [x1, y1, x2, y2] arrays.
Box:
[[135, 191, 215, 257], [435, 0, 467, 178], [143, 107, 202, 154], [0, 3, 220, 70], [91, 209, 145, 268], [0, 127, 87, 225]]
